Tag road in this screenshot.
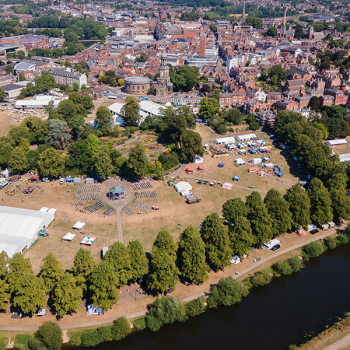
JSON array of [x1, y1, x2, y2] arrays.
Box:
[[0, 226, 343, 333]]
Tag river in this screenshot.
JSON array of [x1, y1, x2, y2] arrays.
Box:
[[69, 244, 350, 350]]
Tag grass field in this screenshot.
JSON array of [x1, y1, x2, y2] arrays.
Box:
[[0, 109, 20, 137]]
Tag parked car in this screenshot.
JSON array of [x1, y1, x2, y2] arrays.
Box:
[[24, 187, 34, 194], [309, 229, 319, 235], [59, 178, 65, 185], [230, 255, 241, 264], [271, 244, 281, 251]]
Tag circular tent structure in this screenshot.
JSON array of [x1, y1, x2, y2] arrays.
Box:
[[109, 185, 126, 200]]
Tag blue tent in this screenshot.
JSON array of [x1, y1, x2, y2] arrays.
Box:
[[218, 163, 224, 168], [233, 176, 239, 181], [87, 304, 104, 316], [65, 176, 74, 182], [274, 171, 284, 177]]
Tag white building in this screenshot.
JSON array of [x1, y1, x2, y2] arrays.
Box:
[[236, 133, 257, 142], [15, 95, 68, 109]]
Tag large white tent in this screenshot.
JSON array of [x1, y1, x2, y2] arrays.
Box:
[[0, 206, 55, 258], [174, 182, 192, 193]]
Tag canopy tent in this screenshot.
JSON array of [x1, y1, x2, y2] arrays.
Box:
[[74, 177, 81, 183], [259, 147, 270, 153], [249, 148, 258, 154], [238, 149, 247, 154], [72, 221, 85, 230], [248, 167, 259, 173], [175, 182, 192, 193], [1, 168, 9, 177], [86, 178, 94, 184], [233, 176, 239, 181], [186, 167, 193, 172], [252, 158, 263, 165], [235, 158, 246, 166], [256, 140, 265, 145], [109, 185, 125, 200], [63, 232, 76, 241], [237, 142, 246, 148], [218, 163, 224, 168], [193, 156, 203, 164], [264, 163, 274, 168], [258, 171, 265, 176], [197, 166, 204, 170], [65, 176, 74, 182], [81, 236, 95, 245], [39, 207, 49, 213], [37, 309, 46, 316], [87, 304, 104, 316], [274, 171, 284, 177], [222, 182, 233, 190]]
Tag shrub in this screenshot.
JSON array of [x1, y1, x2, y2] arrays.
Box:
[[288, 345, 299, 350], [68, 332, 81, 346], [28, 337, 47, 350], [287, 256, 303, 273], [146, 296, 188, 332], [272, 260, 292, 275], [250, 269, 273, 287], [337, 234, 349, 244], [302, 241, 325, 260], [15, 335, 32, 350], [110, 317, 131, 341], [207, 277, 249, 308], [133, 317, 147, 331], [97, 326, 111, 341], [35, 322, 62, 350], [325, 237, 337, 249], [81, 329, 102, 347], [185, 297, 206, 317]]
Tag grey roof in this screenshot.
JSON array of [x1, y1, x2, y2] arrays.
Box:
[[109, 185, 125, 194], [2, 83, 26, 92], [124, 76, 151, 84], [14, 62, 35, 71], [45, 67, 82, 79]]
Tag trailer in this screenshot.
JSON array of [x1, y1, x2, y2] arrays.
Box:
[[186, 196, 201, 204]]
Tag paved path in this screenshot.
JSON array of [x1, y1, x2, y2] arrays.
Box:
[[100, 179, 134, 243], [324, 333, 350, 350], [0, 226, 343, 333]]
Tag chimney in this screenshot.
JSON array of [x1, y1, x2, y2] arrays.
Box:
[[199, 34, 206, 57]]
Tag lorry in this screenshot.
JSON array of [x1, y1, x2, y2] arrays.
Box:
[[186, 196, 201, 204]]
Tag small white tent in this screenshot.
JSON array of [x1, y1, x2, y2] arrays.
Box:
[[72, 221, 85, 230], [235, 158, 246, 166], [62, 232, 76, 241]]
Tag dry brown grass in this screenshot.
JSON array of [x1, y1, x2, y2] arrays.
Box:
[[0, 108, 21, 137]]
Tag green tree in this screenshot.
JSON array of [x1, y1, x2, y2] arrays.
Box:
[[35, 72, 56, 93], [0, 142, 14, 166], [7, 253, 33, 293], [207, 277, 249, 308], [86, 134, 100, 155], [35, 322, 63, 350], [12, 273, 46, 315], [40, 253, 64, 292], [23, 116, 47, 144], [179, 130, 203, 162], [264, 189, 293, 235], [89, 261, 119, 310], [266, 26, 278, 37], [201, 213, 232, 270], [330, 189, 350, 222], [38, 148, 65, 177], [57, 100, 77, 123], [246, 192, 273, 244], [125, 144, 148, 179], [294, 26, 304, 39], [177, 225, 209, 283], [95, 106, 113, 136], [110, 316, 131, 340], [0, 87, 6, 101], [45, 119, 72, 149], [146, 296, 187, 332], [72, 248, 95, 291], [199, 97, 219, 119], [52, 273, 83, 317], [307, 178, 333, 226], [229, 216, 254, 257], [226, 108, 243, 124], [8, 147, 28, 173], [309, 96, 320, 110], [121, 96, 140, 126], [222, 198, 248, 225], [104, 242, 132, 287], [81, 95, 94, 110], [245, 16, 262, 29], [5, 64, 13, 74], [68, 91, 81, 104], [72, 82, 79, 92], [153, 229, 177, 259], [93, 145, 113, 178], [135, 52, 147, 62], [284, 185, 311, 229], [127, 240, 149, 283], [303, 241, 325, 260], [66, 140, 92, 174]]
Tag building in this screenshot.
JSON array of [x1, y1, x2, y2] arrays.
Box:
[[45, 67, 87, 89], [15, 95, 68, 109], [199, 34, 206, 57], [0, 205, 55, 258], [219, 92, 244, 107], [2, 81, 31, 99], [124, 76, 151, 95]]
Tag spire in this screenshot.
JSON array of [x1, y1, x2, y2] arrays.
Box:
[[241, 0, 246, 25], [282, 8, 287, 37]]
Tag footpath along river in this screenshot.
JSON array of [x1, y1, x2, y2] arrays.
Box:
[[66, 244, 350, 350]]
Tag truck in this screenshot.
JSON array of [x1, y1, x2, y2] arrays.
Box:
[[186, 196, 201, 204]]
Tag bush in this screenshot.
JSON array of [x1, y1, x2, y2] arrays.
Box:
[[337, 234, 349, 244], [250, 269, 273, 287], [110, 317, 131, 341], [146, 296, 188, 332], [68, 332, 81, 346], [325, 237, 337, 249], [97, 326, 111, 341], [303, 241, 325, 260], [207, 277, 249, 308], [185, 297, 206, 317], [287, 256, 303, 273], [133, 317, 147, 331], [28, 337, 47, 350], [35, 322, 62, 350], [272, 260, 292, 275], [81, 329, 102, 347], [288, 345, 299, 350], [15, 335, 32, 350]]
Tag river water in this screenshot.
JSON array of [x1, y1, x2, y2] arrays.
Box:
[[70, 244, 350, 350]]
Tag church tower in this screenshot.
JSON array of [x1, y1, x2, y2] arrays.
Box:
[[240, 0, 246, 25], [156, 53, 173, 96], [281, 9, 287, 38]]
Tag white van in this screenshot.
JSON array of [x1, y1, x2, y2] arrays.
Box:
[[59, 178, 65, 185], [263, 238, 281, 250]]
